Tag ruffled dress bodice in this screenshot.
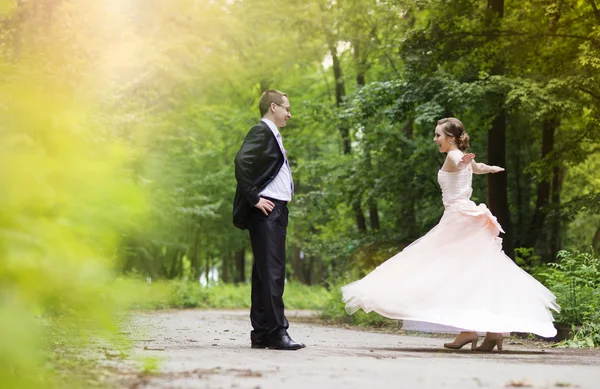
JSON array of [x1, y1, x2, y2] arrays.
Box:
[[438, 166, 504, 234], [438, 166, 474, 207]]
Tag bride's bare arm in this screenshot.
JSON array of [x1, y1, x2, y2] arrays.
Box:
[[471, 160, 505, 174], [446, 150, 474, 170]]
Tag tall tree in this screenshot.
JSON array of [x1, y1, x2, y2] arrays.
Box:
[[486, 0, 515, 258]]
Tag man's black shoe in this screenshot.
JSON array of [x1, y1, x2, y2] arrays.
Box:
[[251, 341, 268, 349], [268, 335, 305, 350]]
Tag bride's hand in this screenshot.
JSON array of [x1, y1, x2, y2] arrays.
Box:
[[490, 166, 505, 173], [460, 153, 476, 164]]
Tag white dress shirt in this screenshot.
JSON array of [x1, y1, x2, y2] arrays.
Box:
[[259, 118, 293, 202]]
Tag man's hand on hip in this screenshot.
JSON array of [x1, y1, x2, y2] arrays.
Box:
[[254, 197, 275, 216]]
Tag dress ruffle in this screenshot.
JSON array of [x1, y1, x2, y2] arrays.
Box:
[[446, 200, 505, 234]]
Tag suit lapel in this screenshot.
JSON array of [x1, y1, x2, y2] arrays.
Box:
[[259, 121, 285, 159]]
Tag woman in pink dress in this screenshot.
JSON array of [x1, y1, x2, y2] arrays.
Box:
[[341, 118, 559, 351]]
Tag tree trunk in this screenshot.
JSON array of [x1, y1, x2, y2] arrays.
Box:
[[369, 200, 380, 231], [592, 225, 600, 252], [354, 42, 380, 232], [234, 248, 245, 284], [177, 251, 184, 278], [488, 0, 504, 17], [548, 166, 564, 262], [204, 250, 211, 286], [353, 202, 368, 233], [330, 41, 352, 155], [292, 244, 306, 283], [317, 257, 326, 285], [487, 0, 513, 258], [167, 249, 182, 279], [329, 39, 367, 233], [513, 141, 524, 246], [488, 111, 514, 258], [527, 119, 556, 249], [588, 0, 600, 25], [353, 39, 366, 87], [306, 255, 315, 285], [221, 249, 231, 283], [191, 230, 200, 280], [403, 118, 417, 238]]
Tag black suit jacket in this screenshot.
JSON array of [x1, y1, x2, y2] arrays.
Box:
[[233, 121, 285, 230]]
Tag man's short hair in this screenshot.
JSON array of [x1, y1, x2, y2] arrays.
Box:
[[259, 89, 287, 117]]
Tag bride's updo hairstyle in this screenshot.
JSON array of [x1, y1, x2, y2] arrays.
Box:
[[437, 117, 470, 152]]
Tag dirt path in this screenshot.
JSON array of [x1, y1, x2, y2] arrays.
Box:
[[112, 310, 600, 389]]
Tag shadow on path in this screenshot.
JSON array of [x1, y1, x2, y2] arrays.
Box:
[[366, 347, 551, 356]]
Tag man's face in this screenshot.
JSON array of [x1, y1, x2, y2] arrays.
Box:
[[272, 96, 292, 128]]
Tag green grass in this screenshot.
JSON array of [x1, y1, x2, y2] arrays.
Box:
[[133, 279, 399, 330], [134, 280, 333, 311]]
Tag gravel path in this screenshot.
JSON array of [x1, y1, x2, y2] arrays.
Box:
[[114, 309, 600, 389]]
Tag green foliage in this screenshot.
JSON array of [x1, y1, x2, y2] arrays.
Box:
[[556, 322, 600, 348], [0, 2, 151, 387], [514, 247, 542, 274], [535, 250, 600, 326], [137, 281, 332, 311], [319, 282, 397, 328]]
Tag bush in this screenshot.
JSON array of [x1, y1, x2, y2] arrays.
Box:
[[514, 247, 542, 274], [534, 249, 600, 326], [557, 322, 600, 348], [319, 282, 398, 328]]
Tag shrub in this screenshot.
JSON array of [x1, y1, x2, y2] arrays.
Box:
[[534, 249, 600, 326], [319, 282, 397, 328], [557, 322, 600, 348]]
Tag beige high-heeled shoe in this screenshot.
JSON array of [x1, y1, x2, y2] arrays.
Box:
[[443, 332, 479, 350], [476, 333, 503, 351]]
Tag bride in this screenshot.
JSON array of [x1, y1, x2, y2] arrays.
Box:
[[341, 117, 559, 351]]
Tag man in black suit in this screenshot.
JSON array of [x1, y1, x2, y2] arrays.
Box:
[[233, 90, 305, 350]]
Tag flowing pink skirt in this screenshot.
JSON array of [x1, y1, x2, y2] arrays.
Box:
[[341, 201, 559, 337]]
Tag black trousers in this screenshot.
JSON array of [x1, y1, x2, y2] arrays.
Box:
[[248, 201, 289, 343]]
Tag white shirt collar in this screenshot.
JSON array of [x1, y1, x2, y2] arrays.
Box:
[[261, 118, 281, 138]]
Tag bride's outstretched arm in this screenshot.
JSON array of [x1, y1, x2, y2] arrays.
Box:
[[447, 150, 474, 169], [471, 160, 505, 174]]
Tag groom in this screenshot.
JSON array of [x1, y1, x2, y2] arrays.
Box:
[[233, 90, 305, 350]]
